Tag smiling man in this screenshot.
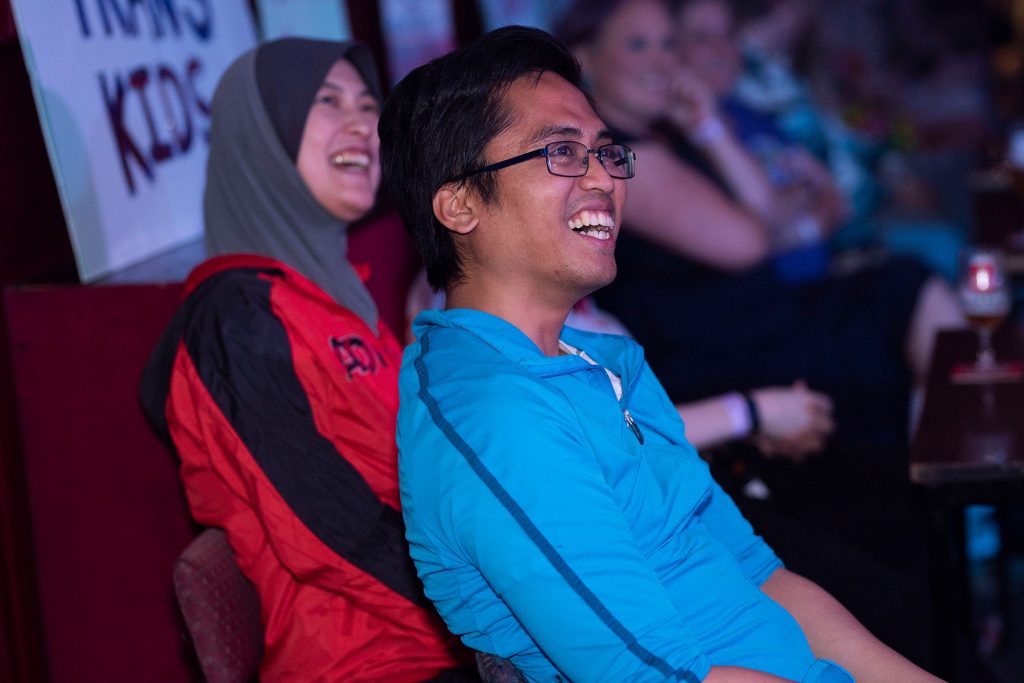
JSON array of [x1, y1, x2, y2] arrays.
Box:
[[379, 26, 941, 683]]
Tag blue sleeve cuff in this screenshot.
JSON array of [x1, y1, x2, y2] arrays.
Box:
[[801, 659, 855, 683]]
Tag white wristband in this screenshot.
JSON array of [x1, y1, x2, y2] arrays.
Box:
[[792, 215, 822, 243], [721, 392, 752, 438], [689, 116, 727, 147]]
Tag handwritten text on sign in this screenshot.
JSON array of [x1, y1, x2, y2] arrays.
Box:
[[12, 0, 255, 280]]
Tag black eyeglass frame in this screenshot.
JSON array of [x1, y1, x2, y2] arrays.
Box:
[[447, 141, 636, 183]]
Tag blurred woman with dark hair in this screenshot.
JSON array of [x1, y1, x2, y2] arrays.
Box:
[[557, 0, 962, 450], [557, 1, 963, 668]]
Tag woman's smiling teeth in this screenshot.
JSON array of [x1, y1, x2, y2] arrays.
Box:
[[568, 210, 614, 240], [329, 150, 370, 169]]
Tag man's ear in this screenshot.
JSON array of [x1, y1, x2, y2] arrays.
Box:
[[432, 183, 479, 235]]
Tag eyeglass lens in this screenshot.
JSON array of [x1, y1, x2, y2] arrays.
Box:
[[546, 142, 633, 179]]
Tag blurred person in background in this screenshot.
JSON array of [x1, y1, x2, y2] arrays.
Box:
[[558, 0, 963, 450], [730, 0, 976, 277], [673, 0, 848, 284], [557, 0, 964, 666]]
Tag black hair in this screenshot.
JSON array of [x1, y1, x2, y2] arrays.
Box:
[[378, 25, 583, 290]]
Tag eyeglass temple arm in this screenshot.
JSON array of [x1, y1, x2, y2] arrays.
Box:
[[449, 148, 547, 183]]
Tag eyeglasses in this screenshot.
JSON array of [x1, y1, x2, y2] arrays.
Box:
[[449, 140, 636, 182]]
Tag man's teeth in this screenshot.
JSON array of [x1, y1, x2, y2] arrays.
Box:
[[568, 210, 614, 239], [330, 151, 370, 168], [576, 227, 611, 240]]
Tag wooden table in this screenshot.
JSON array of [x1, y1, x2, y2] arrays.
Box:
[[910, 328, 1024, 681], [912, 330, 1024, 486]]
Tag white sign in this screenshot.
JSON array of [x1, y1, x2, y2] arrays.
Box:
[[11, 0, 256, 281], [257, 0, 351, 42]]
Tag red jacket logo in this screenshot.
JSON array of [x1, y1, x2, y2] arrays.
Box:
[[330, 335, 387, 380]]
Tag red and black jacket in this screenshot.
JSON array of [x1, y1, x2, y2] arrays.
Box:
[[142, 254, 471, 682]]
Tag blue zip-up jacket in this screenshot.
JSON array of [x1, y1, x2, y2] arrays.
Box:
[[398, 309, 853, 683]]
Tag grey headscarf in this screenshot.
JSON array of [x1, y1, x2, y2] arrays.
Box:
[[204, 38, 382, 330]]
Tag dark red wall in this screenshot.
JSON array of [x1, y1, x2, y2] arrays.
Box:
[[6, 284, 197, 683], [0, 2, 11, 42], [0, 3, 77, 680]]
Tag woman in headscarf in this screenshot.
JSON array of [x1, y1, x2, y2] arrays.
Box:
[[142, 38, 474, 682]]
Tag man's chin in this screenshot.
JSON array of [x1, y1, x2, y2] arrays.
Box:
[[580, 267, 617, 297]]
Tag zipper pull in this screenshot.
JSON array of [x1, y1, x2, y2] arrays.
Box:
[[623, 408, 644, 444]]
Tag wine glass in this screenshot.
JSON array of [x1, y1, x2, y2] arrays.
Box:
[[959, 248, 1011, 370]]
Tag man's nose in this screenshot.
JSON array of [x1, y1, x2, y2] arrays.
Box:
[[579, 152, 616, 192]]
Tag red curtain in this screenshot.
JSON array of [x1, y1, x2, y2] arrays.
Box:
[[0, 16, 77, 682], [6, 284, 197, 683]]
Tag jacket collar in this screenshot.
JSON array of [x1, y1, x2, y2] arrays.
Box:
[[413, 308, 646, 391], [185, 253, 388, 339]]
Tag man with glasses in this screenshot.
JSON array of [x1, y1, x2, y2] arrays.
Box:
[[379, 26, 940, 683]]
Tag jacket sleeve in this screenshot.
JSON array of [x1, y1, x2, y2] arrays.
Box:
[[698, 478, 783, 586], [629, 359, 782, 587], [165, 272, 428, 610], [403, 355, 714, 682]]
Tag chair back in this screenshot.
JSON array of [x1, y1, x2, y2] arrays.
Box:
[[173, 528, 264, 683], [475, 651, 528, 683]]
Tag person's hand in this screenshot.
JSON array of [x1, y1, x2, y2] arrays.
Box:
[[770, 184, 817, 238], [776, 147, 829, 189], [775, 148, 850, 230], [666, 66, 718, 136], [749, 381, 834, 461]]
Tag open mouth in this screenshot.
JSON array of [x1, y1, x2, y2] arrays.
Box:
[[568, 209, 614, 241], [329, 150, 371, 169]]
